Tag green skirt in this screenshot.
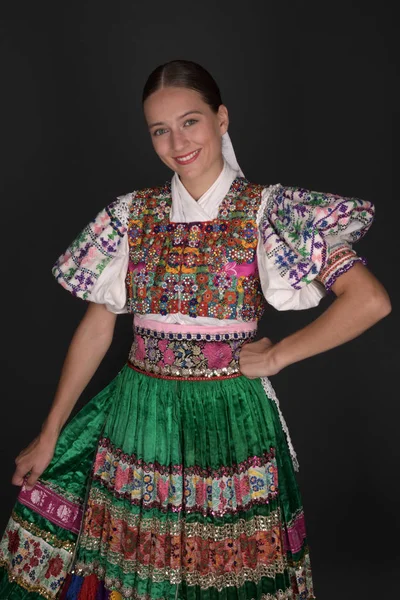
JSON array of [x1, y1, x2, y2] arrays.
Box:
[[0, 365, 315, 600]]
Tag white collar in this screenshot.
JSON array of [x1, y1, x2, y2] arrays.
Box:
[[170, 159, 240, 223]]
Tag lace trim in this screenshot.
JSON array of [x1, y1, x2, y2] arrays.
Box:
[[115, 192, 136, 227], [256, 183, 282, 227], [261, 377, 299, 472]]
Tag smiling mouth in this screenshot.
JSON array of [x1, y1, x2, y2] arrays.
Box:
[[174, 149, 201, 165]]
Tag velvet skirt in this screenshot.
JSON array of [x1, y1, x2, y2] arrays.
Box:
[[0, 362, 315, 600]]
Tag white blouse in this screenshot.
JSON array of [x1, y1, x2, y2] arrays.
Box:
[[52, 160, 374, 321], [88, 161, 323, 323]]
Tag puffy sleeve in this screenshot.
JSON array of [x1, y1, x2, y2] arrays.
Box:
[[256, 184, 375, 310], [52, 192, 134, 313]]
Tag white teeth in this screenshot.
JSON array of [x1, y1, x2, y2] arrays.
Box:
[[176, 150, 199, 163]]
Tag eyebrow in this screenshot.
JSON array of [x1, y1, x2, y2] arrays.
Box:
[[148, 110, 203, 129]]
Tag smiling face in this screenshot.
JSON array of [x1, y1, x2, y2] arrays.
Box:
[[143, 87, 229, 196]]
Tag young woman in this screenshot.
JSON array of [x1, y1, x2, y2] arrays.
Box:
[[0, 60, 391, 600]]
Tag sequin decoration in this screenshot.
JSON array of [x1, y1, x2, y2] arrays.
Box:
[[126, 178, 266, 321], [77, 486, 286, 590], [0, 514, 73, 599], [128, 324, 257, 379], [92, 437, 279, 517]]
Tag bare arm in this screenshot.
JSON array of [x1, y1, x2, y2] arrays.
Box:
[[239, 263, 392, 377], [12, 302, 117, 488]]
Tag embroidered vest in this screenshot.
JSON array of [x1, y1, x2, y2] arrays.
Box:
[[126, 177, 266, 321]]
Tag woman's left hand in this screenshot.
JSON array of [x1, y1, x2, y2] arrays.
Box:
[[239, 337, 281, 378]]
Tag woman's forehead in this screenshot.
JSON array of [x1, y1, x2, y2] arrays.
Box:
[[144, 87, 209, 123]]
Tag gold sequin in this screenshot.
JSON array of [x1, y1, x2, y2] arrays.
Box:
[[74, 558, 287, 591], [0, 559, 57, 600], [86, 487, 282, 540], [11, 511, 76, 552], [38, 477, 84, 504]]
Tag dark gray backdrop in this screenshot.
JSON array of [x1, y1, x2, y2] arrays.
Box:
[[1, 1, 399, 598]]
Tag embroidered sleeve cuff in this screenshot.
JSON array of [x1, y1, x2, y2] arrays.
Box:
[[318, 244, 367, 290]]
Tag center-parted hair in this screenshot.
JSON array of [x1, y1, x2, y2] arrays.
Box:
[[142, 60, 223, 113]]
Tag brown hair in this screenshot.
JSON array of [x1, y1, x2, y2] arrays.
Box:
[[142, 60, 223, 113]]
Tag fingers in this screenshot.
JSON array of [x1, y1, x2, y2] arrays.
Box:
[[13, 450, 35, 487], [12, 462, 32, 487], [12, 463, 42, 490], [240, 338, 273, 358], [25, 470, 41, 491]]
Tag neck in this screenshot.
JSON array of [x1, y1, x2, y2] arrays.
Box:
[[180, 157, 225, 200]]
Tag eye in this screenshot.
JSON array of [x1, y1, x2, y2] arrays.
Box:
[[183, 119, 198, 127], [153, 128, 168, 137]]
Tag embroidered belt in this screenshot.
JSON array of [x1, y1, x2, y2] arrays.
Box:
[[128, 318, 257, 380]]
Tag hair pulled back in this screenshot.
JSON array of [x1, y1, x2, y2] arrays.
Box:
[[142, 60, 222, 113]]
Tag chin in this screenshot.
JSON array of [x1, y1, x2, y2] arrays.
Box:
[[175, 162, 204, 179]]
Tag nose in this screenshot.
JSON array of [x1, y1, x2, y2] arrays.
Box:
[[170, 129, 188, 154]]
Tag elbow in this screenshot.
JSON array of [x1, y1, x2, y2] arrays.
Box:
[[366, 287, 392, 323]]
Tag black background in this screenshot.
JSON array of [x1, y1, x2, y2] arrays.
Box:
[[1, 1, 399, 598]]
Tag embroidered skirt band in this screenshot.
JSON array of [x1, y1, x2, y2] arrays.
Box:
[[128, 318, 257, 380]]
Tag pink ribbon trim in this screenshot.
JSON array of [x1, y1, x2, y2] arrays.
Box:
[[18, 481, 83, 534], [134, 315, 257, 335], [283, 511, 307, 554]]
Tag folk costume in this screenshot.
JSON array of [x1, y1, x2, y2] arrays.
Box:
[[0, 134, 374, 600]]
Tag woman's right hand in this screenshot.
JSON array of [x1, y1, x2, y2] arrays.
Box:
[[12, 431, 58, 490]]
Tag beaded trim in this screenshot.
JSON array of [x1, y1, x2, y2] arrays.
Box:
[[93, 437, 278, 518], [128, 363, 240, 381], [10, 511, 75, 551], [134, 324, 256, 342], [83, 487, 283, 539], [128, 325, 256, 380], [126, 178, 266, 321], [74, 558, 287, 590]]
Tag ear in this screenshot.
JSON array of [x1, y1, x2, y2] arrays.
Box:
[[217, 104, 229, 136]]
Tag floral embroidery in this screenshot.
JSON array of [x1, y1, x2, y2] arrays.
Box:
[[202, 341, 232, 368], [92, 437, 278, 517], [52, 194, 134, 300], [128, 325, 256, 379], [0, 515, 72, 599], [259, 184, 374, 290], [126, 179, 266, 321], [77, 488, 286, 589], [7, 529, 19, 554]]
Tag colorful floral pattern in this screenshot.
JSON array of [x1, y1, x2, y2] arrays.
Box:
[[259, 184, 374, 290], [0, 514, 72, 599], [52, 194, 133, 300], [126, 178, 266, 321], [128, 325, 256, 379], [93, 438, 278, 517], [78, 487, 285, 588]]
